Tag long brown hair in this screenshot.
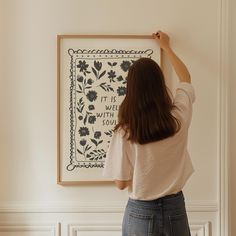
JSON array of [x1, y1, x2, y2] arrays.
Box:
[[114, 57, 180, 144]]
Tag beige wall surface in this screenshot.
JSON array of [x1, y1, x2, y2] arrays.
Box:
[[0, 0, 229, 235], [229, 0, 236, 234]]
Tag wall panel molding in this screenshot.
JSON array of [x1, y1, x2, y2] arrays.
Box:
[[68, 223, 121, 236], [190, 221, 210, 236], [67, 222, 210, 236], [0, 201, 218, 213], [0, 221, 211, 236], [0, 222, 60, 236], [218, 0, 230, 235]]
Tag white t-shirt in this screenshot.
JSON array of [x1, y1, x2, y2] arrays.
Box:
[[102, 82, 196, 200]]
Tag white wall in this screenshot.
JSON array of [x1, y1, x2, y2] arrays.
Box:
[[0, 0, 227, 235]]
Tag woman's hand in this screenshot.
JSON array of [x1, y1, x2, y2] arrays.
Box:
[[153, 30, 191, 83], [153, 31, 171, 52]]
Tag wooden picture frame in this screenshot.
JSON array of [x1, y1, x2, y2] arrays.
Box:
[[57, 34, 162, 185]]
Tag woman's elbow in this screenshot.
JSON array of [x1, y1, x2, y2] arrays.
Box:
[[117, 185, 127, 190], [114, 180, 130, 190]]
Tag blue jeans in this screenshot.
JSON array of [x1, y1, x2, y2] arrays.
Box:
[[122, 191, 191, 236]]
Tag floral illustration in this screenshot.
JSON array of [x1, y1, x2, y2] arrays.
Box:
[[99, 82, 114, 92], [80, 139, 87, 146], [117, 86, 127, 96], [87, 78, 93, 85], [108, 62, 117, 67], [77, 139, 92, 160], [67, 48, 154, 171], [94, 131, 102, 139], [76, 75, 93, 94], [75, 59, 132, 164], [77, 60, 91, 76], [104, 129, 113, 137], [92, 60, 106, 80], [86, 90, 98, 102], [120, 60, 131, 72], [77, 75, 83, 82], [94, 61, 102, 71], [88, 115, 96, 124], [108, 70, 116, 82], [88, 104, 95, 110], [116, 75, 127, 84], [78, 127, 90, 136], [77, 97, 85, 113], [117, 75, 123, 81]]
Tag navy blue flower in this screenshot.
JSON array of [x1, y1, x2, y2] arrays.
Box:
[[94, 61, 102, 71], [120, 60, 131, 72], [108, 70, 116, 79], [88, 115, 96, 124], [87, 78, 93, 85], [94, 131, 101, 139], [88, 105, 95, 110], [86, 90, 98, 102], [80, 139, 87, 146], [77, 75, 84, 82], [78, 127, 90, 136], [77, 60, 89, 72], [117, 86, 126, 96]]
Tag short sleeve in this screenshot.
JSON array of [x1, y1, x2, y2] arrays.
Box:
[[102, 129, 133, 181], [175, 82, 196, 104], [173, 82, 196, 126]]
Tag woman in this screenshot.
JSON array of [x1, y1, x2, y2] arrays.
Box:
[[103, 31, 195, 236]]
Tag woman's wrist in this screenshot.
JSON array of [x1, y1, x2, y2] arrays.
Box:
[[163, 46, 172, 54]]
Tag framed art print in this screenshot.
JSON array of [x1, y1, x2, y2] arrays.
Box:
[[57, 35, 161, 185]]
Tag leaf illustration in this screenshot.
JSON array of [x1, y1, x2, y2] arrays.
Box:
[[87, 149, 106, 161], [91, 138, 98, 146], [98, 140, 103, 145], [112, 62, 117, 66], [104, 130, 113, 137], [81, 105, 84, 112], [83, 114, 88, 125], [76, 90, 82, 93], [85, 145, 92, 152], [108, 62, 112, 66], [99, 70, 106, 79], [78, 84, 83, 90], [92, 67, 98, 77], [107, 85, 114, 92], [77, 149, 83, 155], [99, 83, 114, 92]]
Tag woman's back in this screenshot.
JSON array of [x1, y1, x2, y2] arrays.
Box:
[[103, 82, 195, 200]]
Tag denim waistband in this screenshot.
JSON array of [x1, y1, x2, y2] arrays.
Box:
[[128, 191, 184, 209]]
